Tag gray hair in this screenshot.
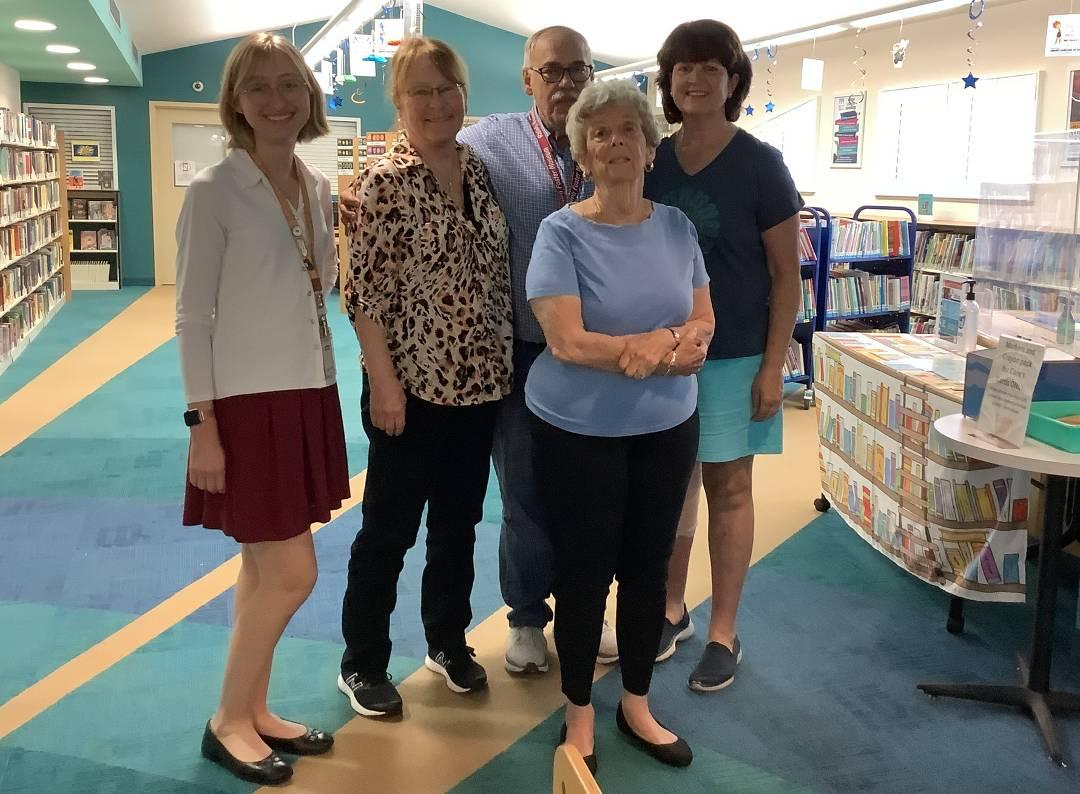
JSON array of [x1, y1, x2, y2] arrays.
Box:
[[523, 26, 592, 68], [566, 79, 661, 165]]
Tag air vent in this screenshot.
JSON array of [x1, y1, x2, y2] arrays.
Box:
[[109, 0, 121, 27]]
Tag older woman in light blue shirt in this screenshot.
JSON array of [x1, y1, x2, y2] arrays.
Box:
[[527, 79, 714, 774]]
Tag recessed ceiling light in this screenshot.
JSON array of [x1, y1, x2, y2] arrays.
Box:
[[67, 62, 96, 71], [47, 44, 80, 54], [84, 77, 109, 84], [15, 19, 57, 32]]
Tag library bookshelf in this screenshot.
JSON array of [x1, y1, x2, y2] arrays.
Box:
[[1, 114, 71, 377]]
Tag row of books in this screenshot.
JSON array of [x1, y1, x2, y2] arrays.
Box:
[[911, 315, 936, 334], [796, 277, 816, 323], [783, 340, 806, 379], [985, 283, 1068, 313], [0, 148, 59, 186], [798, 226, 817, 262], [819, 401, 902, 493], [929, 476, 1027, 525], [911, 272, 943, 317], [977, 228, 1079, 290], [825, 271, 911, 319], [0, 110, 57, 149], [72, 260, 115, 288], [914, 231, 975, 274], [69, 198, 117, 221], [830, 218, 912, 259], [71, 229, 117, 251], [814, 349, 904, 434], [0, 275, 64, 360], [1, 243, 62, 314], [0, 183, 60, 226], [0, 213, 62, 267]]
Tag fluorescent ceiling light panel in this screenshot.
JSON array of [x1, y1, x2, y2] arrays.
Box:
[[84, 76, 109, 83], [46, 44, 80, 54], [848, 0, 968, 28], [67, 62, 97, 71], [15, 19, 57, 32]]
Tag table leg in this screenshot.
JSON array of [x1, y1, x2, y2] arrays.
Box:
[[917, 476, 1078, 768]]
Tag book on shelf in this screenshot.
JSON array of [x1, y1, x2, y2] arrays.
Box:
[[797, 277, 817, 323], [0, 182, 59, 224], [0, 148, 58, 185], [67, 171, 85, 189], [97, 229, 115, 250], [798, 226, 817, 262], [98, 170, 113, 190], [1, 213, 61, 265], [0, 275, 64, 360], [0, 109, 57, 148], [87, 200, 116, 220], [912, 272, 943, 318], [0, 242, 61, 312], [79, 230, 98, 250], [976, 226, 1079, 290], [830, 217, 911, 259], [783, 340, 805, 378], [914, 230, 975, 274], [825, 268, 910, 318], [70, 197, 88, 220]]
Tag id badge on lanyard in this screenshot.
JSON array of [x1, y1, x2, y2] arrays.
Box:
[[528, 108, 584, 207]]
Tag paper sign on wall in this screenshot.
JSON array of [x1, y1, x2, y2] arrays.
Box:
[[1047, 15, 1080, 57], [976, 335, 1047, 448], [173, 159, 197, 187], [801, 58, 824, 91]]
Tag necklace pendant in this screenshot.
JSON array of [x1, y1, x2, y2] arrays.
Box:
[[291, 225, 303, 238]]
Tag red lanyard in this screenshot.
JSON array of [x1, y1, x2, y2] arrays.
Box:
[[528, 107, 584, 207]]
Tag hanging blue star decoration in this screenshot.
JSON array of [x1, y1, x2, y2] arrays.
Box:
[[962, 71, 979, 89], [327, 94, 344, 109], [765, 101, 776, 113], [745, 104, 755, 116]]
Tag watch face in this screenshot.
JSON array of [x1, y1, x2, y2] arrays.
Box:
[[184, 409, 201, 427]]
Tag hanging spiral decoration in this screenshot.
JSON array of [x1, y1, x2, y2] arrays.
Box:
[[766, 45, 777, 102], [849, 28, 867, 105], [966, 0, 984, 71]]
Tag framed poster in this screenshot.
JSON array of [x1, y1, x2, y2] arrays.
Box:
[[831, 94, 865, 169], [1047, 15, 1080, 57], [70, 140, 100, 162]]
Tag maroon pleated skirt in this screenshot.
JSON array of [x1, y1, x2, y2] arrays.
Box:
[[183, 385, 351, 544]]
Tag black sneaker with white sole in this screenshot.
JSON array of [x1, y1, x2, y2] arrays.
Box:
[[425, 646, 488, 694], [688, 636, 742, 692], [655, 605, 695, 663], [337, 671, 402, 717]]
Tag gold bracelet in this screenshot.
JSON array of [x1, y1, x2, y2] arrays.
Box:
[[665, 348, 678, 375], [667, 327, 681, 345]]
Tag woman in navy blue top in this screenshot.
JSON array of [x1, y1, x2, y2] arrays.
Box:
[[644, 20, 804, 692]]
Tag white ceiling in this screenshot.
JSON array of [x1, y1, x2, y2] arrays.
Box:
[[114, 0, 961, 64]]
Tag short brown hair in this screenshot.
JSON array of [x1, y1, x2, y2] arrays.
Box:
[[220, 32, 330, 151], [389, 37, 469, 109], [656, 20, 753, 124]]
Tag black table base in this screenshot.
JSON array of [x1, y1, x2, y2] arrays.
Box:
[[917, 475, 1080, 767]]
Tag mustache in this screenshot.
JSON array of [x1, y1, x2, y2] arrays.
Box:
[[551, 91, 579, 104]]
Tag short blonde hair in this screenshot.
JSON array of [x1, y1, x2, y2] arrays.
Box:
[[389, 37, 469, 109], [566, 79, 661, 164], [220, 32, 330, 151]]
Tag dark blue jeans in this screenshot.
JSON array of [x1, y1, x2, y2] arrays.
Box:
[[493, 340, 555, 629]]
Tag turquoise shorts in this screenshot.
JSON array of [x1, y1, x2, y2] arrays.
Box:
[[696, 354, 783, 462]]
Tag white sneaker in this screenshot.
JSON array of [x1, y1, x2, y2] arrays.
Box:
[[505, 626, 549, 673], [597, 620, 619, 665]]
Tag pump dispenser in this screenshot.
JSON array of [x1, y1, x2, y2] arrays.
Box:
[[959, 279, 979, 353]]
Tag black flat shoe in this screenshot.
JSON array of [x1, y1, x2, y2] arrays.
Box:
[[201, 722, 292, 785], [558, 722, 598, 776], [615, 703, 693, 768], [259, 725, 334, 756]]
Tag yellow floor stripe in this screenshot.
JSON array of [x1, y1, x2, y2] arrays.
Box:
[[0, 286, 176, 456], [0, 471, 366, 741]]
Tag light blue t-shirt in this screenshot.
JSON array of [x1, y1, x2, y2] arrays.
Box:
[[525, 203, 709, 438]]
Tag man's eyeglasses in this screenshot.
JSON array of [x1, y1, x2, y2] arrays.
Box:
[[529, 64, 594, 84], [405, 83, 465, 101]]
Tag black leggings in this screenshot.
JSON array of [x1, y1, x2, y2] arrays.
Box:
[[531, 412, 699, 706]]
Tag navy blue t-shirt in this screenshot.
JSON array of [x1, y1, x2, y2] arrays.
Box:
[[644, 130, 803, 360]]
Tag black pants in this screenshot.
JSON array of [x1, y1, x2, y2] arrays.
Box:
[[532, 412, 700, 706], [341, 376, 499, 676]]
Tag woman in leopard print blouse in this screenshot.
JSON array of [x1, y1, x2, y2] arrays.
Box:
[[338, 37, 512, 715]]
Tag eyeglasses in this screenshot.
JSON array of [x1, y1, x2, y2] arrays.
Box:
[[405, 83, 465, 101], [529, 64, 594, 84], [239, 78, 309, 101]]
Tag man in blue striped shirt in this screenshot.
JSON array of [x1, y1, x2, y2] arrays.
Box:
[[341, 26, 616, 677]]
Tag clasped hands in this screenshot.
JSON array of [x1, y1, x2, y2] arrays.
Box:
[[619, 328, 707, 380]]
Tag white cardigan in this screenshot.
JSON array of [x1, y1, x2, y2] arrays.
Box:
[[175, 148, 338, 404]]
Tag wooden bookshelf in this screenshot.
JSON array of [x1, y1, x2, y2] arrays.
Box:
[[1, 116, 70, 376]]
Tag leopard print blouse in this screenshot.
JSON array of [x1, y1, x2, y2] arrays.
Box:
[[345, 133, 513, 406]]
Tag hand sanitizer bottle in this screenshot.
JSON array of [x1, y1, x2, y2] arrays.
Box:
[[1057, 294, 1076, 347], [958, 279, 979, 353]]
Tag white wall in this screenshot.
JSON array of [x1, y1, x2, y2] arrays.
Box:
[[0, 62, 20, 111], [738, 0, 1072, 223]]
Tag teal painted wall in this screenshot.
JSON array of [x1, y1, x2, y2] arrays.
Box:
[[21, 7, 541, 285]]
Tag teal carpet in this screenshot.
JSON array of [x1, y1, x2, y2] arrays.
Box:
[[457, 512, 1080, 792]]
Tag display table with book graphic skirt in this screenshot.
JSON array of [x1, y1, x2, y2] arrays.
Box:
[[812, 333, 1030, 620]]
